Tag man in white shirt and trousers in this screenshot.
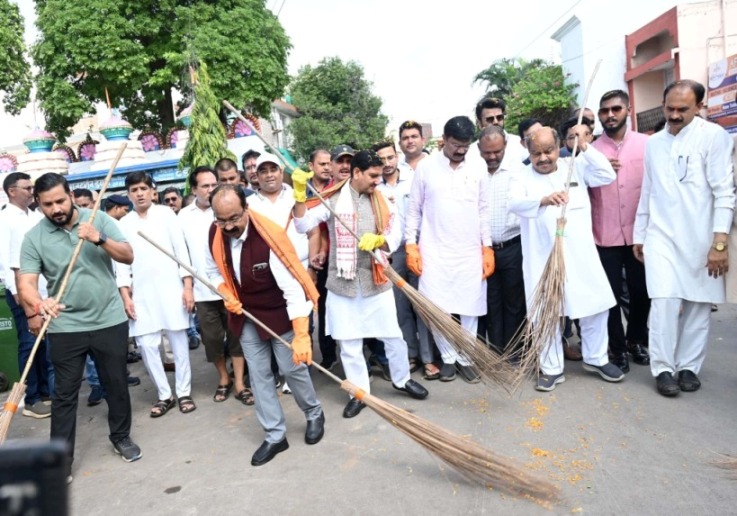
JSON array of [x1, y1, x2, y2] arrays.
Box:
[[509, 126, 625, 391], [633, 79, 735, 397]]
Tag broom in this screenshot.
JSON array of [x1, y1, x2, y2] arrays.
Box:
[[0, 143, 128, 444], [137, 230, 560, 505], [505, 60, 603, 389], [222, 101, 516, 392]]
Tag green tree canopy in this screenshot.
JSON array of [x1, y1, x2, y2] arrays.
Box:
[[288, 57, 388, 161], [0, 0, 32, 115], [32, 0, 291, 140], [474, 58, 577, 136]]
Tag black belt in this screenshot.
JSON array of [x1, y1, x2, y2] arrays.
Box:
[[492, 235, 521, 250]]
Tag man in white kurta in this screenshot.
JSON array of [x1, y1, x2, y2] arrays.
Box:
[[633, 80, 736, 397], [293, 150, 429, 419], [404, 116, 494, 383], [509, 126, 624, 391], [117, 172, 196, 415]]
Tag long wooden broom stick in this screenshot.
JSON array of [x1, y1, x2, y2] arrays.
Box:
[[0, 143, 128, 443], [505, 60, 603, 388], [137, 230, 559, 504], [222, 100, 516, 391]]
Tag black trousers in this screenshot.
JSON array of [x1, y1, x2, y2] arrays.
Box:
[[48, 322, 132, 461], [479, 240, 527, 352], [316, 265, 337, 363], [597, 245, 650, 355]]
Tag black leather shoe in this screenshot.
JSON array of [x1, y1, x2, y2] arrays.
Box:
[[656, 372, 680, 397], [438, 362, 456, 382], [628, 342, 650, 365], [611, 353, 630, 374], [392, 379, 429, 400], [342, 398, 366, 418], [677, 370, 701, 392], [305, 412, 325, 444], [251, 438, 289, 466]]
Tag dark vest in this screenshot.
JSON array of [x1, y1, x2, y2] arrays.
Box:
[[209, 223, 291, 341]]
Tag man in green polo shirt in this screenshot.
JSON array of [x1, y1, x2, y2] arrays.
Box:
[[17, 173, 142, 478]]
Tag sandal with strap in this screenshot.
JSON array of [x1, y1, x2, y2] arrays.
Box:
[[234, 388, 255, 406], [423, 363, 441, 381], [408, 358, 422, 374], [213, 382, 233, 403], [178, 396, 197, 414], [150, 397, 176, 418]]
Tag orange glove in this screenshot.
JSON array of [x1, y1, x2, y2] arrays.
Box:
[[406, 243, 422, 276], [482, 247, 496, 279], [217, 283, 242, 314], [291, 317, 312, 365]]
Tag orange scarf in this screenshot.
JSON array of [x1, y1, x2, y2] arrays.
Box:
[[306, 178, 391, 285], [211, 210, 319, 309]]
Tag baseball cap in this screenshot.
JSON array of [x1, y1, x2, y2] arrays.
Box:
[[105, 194, 130, 207], [254, 152, 283, 171], [330, 144, 355, 161]]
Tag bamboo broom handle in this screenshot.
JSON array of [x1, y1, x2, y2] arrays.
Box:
[[17, 143, 128, 383], [559, 58, 603, 221], [136, 230, 345, 386]]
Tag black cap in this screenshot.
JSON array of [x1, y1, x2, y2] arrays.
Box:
[[105, 194, 130, 207], [330, 144, 355, 161]]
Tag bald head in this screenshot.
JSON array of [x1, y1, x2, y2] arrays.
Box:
[[210, 185, 248, 238], [527, 127, 560, 175], [478, 125, 507, 174]]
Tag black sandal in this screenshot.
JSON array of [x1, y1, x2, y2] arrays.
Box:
[[234, 388, 255, 406], [178, 396, 197, 414], [213, 382, 233, 403], [150, 397, 175, 418]]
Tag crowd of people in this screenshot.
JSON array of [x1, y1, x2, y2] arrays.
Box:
[[0, 78, 734, 479]]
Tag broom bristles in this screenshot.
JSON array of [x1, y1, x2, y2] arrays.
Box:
[[712, 454, 737, 474], [504, 222, 568, 391], [340, 380, 559, 504], [384, 267, 517, 393], [0, 383, 27, 445]]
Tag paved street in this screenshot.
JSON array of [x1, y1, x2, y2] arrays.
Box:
[[3, 305, 737, 515]]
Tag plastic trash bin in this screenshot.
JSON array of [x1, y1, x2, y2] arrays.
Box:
[[0, 282, 20, 391]]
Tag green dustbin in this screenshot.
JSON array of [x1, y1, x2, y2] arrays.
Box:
[[0, 282, 20, 391]]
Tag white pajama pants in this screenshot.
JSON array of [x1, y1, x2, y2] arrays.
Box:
[[137, 329, 191, 400], [338, 337, 411, 397], [432, 315, 477, 366], [649, 298, 710, 377], [540, 310, 609, 375]]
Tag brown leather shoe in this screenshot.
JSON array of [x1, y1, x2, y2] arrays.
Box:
[[163, 362, 175, 372], [563, 339, 582, 361]]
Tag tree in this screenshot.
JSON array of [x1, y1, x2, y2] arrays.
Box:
[[179, 62, 235, 189], [32, 0, 291, 140], [473, 58, 577, 135], [0, 0, 32, 115], [288, 57, 388, 161]]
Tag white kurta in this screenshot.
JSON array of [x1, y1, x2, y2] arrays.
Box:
[[116, 204, 193, 336], [634, 117, 736, 303], [405, 151, 491, 315], [508, 147, 617, 319], [178, 202, 220, 302]]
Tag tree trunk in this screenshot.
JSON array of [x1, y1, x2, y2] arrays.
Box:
[[157, 88, 175, 130]]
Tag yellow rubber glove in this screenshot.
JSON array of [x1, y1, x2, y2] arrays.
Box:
[[291, 168, 314, 203], [482, 247, 496, 279], [358, 232, 386, 251], [291, 317, 312, 365], [405, 243, 422, 276], [217, 283, 243, 315]]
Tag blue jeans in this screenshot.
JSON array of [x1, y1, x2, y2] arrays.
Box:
[[6, 290, 51, 405]]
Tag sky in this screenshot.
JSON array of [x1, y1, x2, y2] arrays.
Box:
[[0, 0, 579, 147]]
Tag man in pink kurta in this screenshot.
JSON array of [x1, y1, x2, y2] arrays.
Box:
[[589, 90, 650, 373]]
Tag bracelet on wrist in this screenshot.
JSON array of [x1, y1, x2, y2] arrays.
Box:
[[26, 313, 39, 320]]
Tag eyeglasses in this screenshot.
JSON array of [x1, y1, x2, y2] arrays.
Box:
[[598, 105, 625, 116], [163, 197, 179, 204], [484, 114, 505, 123], [215, 210, 245, 227], [445, 140, 472, 151]]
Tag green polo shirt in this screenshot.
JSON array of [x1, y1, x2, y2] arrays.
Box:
[[20, 208, 128, 333]]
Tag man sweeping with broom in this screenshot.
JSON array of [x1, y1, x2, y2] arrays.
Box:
[[292, 150, 429, 418], [508, 126, 625, 391]]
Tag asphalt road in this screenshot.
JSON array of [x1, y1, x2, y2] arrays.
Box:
[[3, 305, 737, 515]]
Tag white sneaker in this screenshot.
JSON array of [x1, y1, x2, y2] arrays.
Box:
[[22, 401, 51, 419], [282, 382, 291, 394]]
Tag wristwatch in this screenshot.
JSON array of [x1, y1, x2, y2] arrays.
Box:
[[95, 231, 108, 246], [712, 241, 727, 252]]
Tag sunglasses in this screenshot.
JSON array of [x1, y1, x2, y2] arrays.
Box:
[[598, 105, 625, 116], [164, 197, 179, 204]]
